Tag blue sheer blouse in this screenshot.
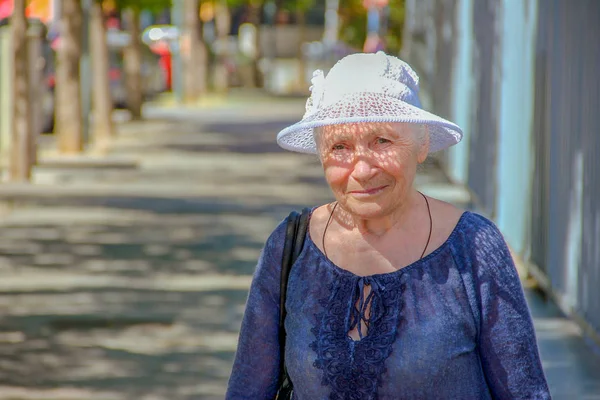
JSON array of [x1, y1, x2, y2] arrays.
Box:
[[226, 211, 551, 399]]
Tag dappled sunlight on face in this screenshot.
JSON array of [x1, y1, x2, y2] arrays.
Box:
[[316, 122, 427, 219]]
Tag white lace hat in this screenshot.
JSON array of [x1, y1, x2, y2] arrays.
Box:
[[276, 51, 463, 154]]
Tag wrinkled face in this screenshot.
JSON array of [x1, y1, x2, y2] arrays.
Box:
[[316, 122, 429, 219]]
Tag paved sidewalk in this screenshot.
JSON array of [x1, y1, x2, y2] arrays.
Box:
[[0, 90, 598, 399]]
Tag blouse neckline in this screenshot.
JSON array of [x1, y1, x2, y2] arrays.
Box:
[[305, 208, 471, 279]]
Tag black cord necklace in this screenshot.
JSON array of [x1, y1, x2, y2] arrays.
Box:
[[322, 202, 338, 258], [419, 191, 432, 259], [322, 192, 433, 260]]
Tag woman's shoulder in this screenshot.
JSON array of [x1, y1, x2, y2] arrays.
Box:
[[414, 195, 508, 259], [264, 215, 291, 249], [452, 209, 505, 243], [447, 209, 515, 272], [263, 208, 316, 259]]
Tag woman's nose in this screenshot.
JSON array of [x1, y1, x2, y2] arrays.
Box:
[[352, 157, 377, 181]]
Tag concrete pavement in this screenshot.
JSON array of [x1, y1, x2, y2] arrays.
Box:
[[0, 90, 598, 399]]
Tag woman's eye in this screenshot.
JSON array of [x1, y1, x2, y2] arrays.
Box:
[[376, 138, 391, 144], [332, 144, 346, 151]]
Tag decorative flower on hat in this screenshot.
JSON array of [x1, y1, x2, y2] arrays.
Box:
[[305, 70, 326, 117]]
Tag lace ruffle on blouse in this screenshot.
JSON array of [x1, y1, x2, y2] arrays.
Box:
[[310, 275, 404, 399]]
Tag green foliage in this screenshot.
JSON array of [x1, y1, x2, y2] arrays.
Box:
[[225, 0, 264, 8], [384, 2, 405, 54], [283, 0, 316, 12], [339, 0, 405, 54], [113, 0, 172, 14], [339, 0, 367, 51]]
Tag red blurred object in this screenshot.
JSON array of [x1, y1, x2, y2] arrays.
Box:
[[148, 40, 170, 56], [108, 67, 121, 80], [106, 16, 120, 30], [363, 33, 385, 53], [362, 0, 388, 9], [50, 36, 60, 50], [159, 53, 172, 90], [0, 0, 52, 23], [46, 74, 55, 88], [0, 0, 11, 20], [148, 41, 172, 90]]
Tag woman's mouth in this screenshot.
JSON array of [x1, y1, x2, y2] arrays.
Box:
[[348, 185, 388, 196]]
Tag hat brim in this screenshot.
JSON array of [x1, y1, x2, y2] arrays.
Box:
[[277, 92, 463, 154]]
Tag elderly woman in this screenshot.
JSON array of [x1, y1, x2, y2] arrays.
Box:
[[226, 52, 550, 399]]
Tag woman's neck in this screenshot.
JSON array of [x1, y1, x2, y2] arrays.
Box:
[[337, 190, 422, 238]]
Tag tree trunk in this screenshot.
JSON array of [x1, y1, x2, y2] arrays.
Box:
[[123, 8, 143, 120], [27, 24, 45, 166], [182, 0, 207, 102], [55, 0, 83, 154], [9, 0, 32, 181], [247, 3, 263, 88], [90, 0, 114, 151], [296, 8, 306, 92], [213, 1, 230, 93], [323, 0, 340, 47]]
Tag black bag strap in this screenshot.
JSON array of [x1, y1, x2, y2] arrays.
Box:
[[279, 207, 311, 329], [277, 207, 311, 397]]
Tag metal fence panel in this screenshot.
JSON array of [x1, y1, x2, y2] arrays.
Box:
[[467, 0, 502, 217], [530, 1, 551, 274], [531, 0, 600, 333], [431, 0, 458, 122], [578, 0, 600, 333], [546, 0, 580, 298], [494, 0, 538, 255]]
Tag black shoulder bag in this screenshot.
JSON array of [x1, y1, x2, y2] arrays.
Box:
[[276, 208, 311, 400]]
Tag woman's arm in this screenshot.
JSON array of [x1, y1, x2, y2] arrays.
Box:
[[469, 215, 551, 399], [226, 220, 286, 399]]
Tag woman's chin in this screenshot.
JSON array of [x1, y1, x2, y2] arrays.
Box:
[[342, 199, 391, 219]]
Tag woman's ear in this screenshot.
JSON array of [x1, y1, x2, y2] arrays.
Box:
[[417, 125, 430, 163]]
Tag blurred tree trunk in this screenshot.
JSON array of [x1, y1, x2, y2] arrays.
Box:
[[247, 2, 263, 88], [296, 6, 306, 91], [123, 8, 143, 120], [213, 1, 231, 93], [90, 0, 114, 151], [55, 0, 83, 154], [182, 0, 207, 102], [27, 24, 44, 166], [9, 0, 32, 181]]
